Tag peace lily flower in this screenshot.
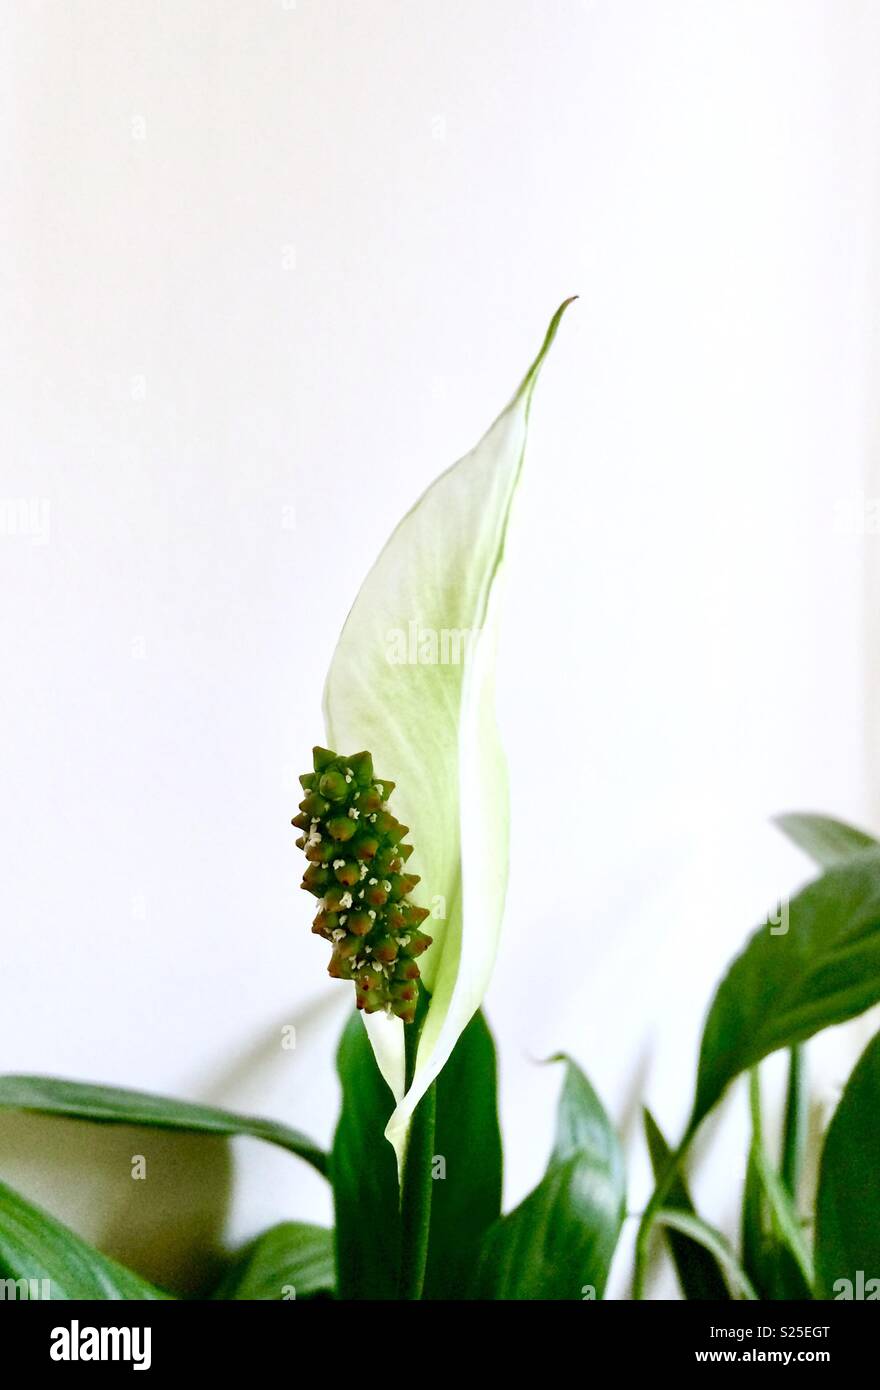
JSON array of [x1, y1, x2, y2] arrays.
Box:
[[311, 299, 575, 1164]]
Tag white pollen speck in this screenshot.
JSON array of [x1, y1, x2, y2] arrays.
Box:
[[368, 910, 376, 920], [339, 914, 348, 925], [369, 813, 377, 823], [332, 929, 345, 942], [369, 877, 378, 885], [333, 859, 345, 869], [348, 808, 359, 819], [399, 934, 411, 947], [382, 881, 391, 892], [340, 892, 353, 909], [359, 864, 368, 879]]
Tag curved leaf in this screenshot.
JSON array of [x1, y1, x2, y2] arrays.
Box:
[[636, 849, 880, 1298], [323, 301, 575, 1159], [654, 1210, 757, 1300], [213, 1222, 333, 1300], [815, 1028, 880, 1298], [0, 1177, 169, 1300], [643, 1107, 728, 1300], [0, 1074, 327, 1177], [774, 812, 877, 869], [470, 1056, 624, 1299], [692, 848, 880, 1128], [330, 1012, 401, 1300]]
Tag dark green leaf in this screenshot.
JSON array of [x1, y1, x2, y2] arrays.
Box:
[[213, 1222, 333, 1300], [637, 850, 880, 1299], [0, 1074, 327, 1176], [815, 1029, 880, 1298], [470, 1056, 624, 1299], [0, 1178, 169, 1300], [643, 1107, 728, 1300], [774, 813, 877, 869], [742, 1145, 770, 1294], [423, 1010, 503, 1299], [781, 1045, 808, 1199], [654, 1210, 757, 1300], [330, 1012, 400, 1299], [692, 849, 880, 1128]]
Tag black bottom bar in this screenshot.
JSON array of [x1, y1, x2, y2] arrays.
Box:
[[1, 1299, 874, 1374]]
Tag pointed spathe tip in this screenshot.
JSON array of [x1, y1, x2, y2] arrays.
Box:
[[515, 297, 578, 403]]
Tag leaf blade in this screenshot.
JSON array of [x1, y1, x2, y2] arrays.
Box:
[[330, 1012, 401, 1300], [0, 1178, 169, 1300], [815, 1028, 880, 1297], [654, 1210, 758, 1301], [692, 848, 880, 1128], [781, 1045, 808, 1199], [774, 813, 877, 868], [470, 1056, 624, 1300], [213, 1222, 334, 1301], [423, 1009, 503, 1299], [0, 1073, 328, 1177]]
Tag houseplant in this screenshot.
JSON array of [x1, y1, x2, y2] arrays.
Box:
[[1, 304, 878, 1300]]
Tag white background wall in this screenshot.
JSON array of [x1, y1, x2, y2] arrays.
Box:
[[2, 0, 879, 1297]]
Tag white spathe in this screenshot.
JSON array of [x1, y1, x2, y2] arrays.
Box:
[[324, 303, 574, 1159]]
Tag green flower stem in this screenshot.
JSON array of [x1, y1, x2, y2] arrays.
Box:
[[397, 1001, 436, 1300]]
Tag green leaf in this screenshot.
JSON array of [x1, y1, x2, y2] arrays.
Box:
[[815, 1028, 880, 1298], [0, 1177, 169, 1300], [692, 848, 880, 1129], [330, 1012, 401, 1300], [742, 1145, 769, 1294], [213, 1223, 334, 1300], [423, 1009, 503, 1299], [643, 1107, 728, 1300], [743, 1071, 813, 1299], [0, 1073, 328, 1177], [774, 812, 877, 869], [654, 1210, 758, 1300], [470, 1056, 624, 1299], [322, 301, 576, 1161], [781, 1045, 808, 1199], [635, 849, 880, 1299]]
